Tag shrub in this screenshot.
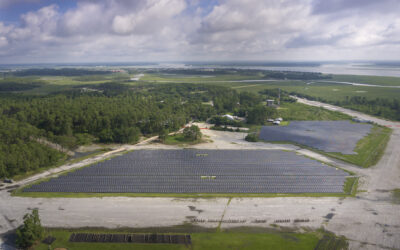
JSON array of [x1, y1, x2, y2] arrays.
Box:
[[16, 209, 44, 249], [245, 133, 258, 142], [183, 125, 202, 141]]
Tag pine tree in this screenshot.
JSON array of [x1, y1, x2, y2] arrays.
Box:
[[16, 209, 44, 249]]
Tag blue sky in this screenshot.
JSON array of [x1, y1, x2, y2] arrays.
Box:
[[0, 0, 399, 63], [0, 1, 76, 24]]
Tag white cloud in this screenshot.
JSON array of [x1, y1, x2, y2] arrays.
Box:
[[0, 0, 399, 62], [0, 36, 7, 47], [62, 2, 105, 35], [112, 0, 186, 35]]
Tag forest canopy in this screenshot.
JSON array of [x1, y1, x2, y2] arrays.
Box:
[[0, 83, 262, 178]]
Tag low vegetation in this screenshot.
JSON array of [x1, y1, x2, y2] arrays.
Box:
[[14, 190, 356, 198], [391, 189, 400, 204], [325, 126, 392, 168], [343, 178, 358, 196], [277, 102, 351, 121], [208, 116, 244, 127], [32, 227, 348, 250], [293, 91, 400, 121], [314, 230, 348, 250], [161, 125, 203, 145], [211, 126, 245, 132], [245, 133, 259, 142]]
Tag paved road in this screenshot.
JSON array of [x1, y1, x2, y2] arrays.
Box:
[[292, 96, 399, 128], [1, 102, 399, 250]]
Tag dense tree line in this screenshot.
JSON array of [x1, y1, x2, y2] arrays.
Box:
[[292, 92, 400, 121], [209, 90, 283, 126], [0, 118, 64, 178], [263, 71, 331, 80], [0, 79, 44, 92], [1, 81, 294, 178], [141, 68, 332, 80], [13, 68, 112, 76], [0, 83, 250, 178]]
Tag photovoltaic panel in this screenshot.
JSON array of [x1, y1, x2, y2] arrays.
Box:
[[24, 149, 349, 193], [259, 121, 372, 154]]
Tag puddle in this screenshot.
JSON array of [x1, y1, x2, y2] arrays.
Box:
[[324, 213, 335, 220]]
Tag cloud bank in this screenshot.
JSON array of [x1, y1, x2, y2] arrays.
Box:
[[0, 0, 399, 63]]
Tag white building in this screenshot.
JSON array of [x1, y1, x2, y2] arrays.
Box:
[[222, 114, 235, 120]]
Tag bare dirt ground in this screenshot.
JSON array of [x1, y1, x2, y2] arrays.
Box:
[[1, 100, 399, 250]]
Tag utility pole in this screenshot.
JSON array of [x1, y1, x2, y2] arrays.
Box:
[[278, 88, 281, 106]]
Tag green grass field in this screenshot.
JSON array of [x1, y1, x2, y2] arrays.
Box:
[[140, 73, 264, 83], [277, 102, 352, 121], [331, 74, 400, 86], [209, 81, 400, 102], [14, 72, 400, 104], [33, 227, 348, 250], [324, 126, 392, 168], [257, 125, 391, 168]]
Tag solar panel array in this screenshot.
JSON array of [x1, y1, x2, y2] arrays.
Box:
[[24, 149, 349, 193], [259, 121, 372, 154]]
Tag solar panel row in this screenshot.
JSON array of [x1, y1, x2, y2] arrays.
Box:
[[24, 149, 348, 194], [259, 121, 372, 154]]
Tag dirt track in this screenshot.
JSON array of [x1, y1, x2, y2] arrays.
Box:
[[1, 99, 399, 250]]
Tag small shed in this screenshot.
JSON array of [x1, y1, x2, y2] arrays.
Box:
[[266, 99, 275, 106]]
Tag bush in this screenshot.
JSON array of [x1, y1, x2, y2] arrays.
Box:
[[183, 125, 202, 141], [208, 116, 243, 127], [158, 129, 168, 142], [245, 133, 258, 142], [16, 209, 44, 249]]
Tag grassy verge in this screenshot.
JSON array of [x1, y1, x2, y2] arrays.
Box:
[[313, 229, 348, 250], [13, 191, 354, 198], [277, 102, 352, 121], [324, 125, 392, 168], [33, 227, 330, 250], [343, 177, 358, 196], [162, 133, 204, 145], [391, 189, 400, 204]]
